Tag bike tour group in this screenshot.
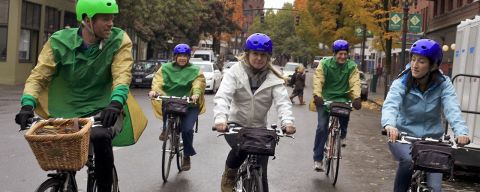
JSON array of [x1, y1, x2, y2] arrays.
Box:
[[13, 0, 472, 192]]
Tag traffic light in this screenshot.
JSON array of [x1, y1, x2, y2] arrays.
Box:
[[260, 13, 265, 23], [295, 15, 300, 26]]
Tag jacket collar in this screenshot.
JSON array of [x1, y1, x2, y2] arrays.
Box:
[[400, 68, 446, 92]]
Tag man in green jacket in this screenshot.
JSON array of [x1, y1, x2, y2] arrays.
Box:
[[309, 40, 362, 172], [15, 0, 132, 191]]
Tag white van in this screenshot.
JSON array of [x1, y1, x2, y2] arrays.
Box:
[[192, 49, 217, 63]]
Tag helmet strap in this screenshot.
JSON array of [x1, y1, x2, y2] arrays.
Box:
[[81, 19, 104, 50]]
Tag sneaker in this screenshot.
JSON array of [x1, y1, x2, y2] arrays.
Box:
[[181, 156, 191, 171], [314, 161, 324, 172], [159, 130, 168, 141], [341, 138, 347, 147]]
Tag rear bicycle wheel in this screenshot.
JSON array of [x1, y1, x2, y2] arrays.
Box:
[[162, 121, 174, 182], [331, 131, 341, 186]]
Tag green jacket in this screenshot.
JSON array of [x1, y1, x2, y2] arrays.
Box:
[[21, 27, 133, 118]]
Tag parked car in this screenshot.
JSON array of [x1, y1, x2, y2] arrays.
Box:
[[190, 59, 222, 93], [131, 60, 160, 88], [281, 62, 302, 81], [312, 56, 330, 68], [359, 71, 369, 101]]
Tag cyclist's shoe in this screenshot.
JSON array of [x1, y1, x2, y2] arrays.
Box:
[[159, 130, 168, 141], [181, 156, 191, 171], [221, 165, 238, 192], [341, 138, 347, 147], [314, 161, 324, 172]]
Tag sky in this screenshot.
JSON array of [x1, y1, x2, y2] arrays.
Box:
[[264, 0, 295, 9]]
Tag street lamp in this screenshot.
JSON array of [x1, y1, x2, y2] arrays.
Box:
[[442, 45, 449, 52]]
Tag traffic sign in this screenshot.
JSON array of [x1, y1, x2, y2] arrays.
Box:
[[389, 13, 402, 31], [408, 14, 422, 33]]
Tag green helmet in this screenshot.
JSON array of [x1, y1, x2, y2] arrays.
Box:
[[76, 0, 119, 21]]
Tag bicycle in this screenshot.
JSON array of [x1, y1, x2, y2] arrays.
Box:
[[381, 130, 467, 192], [153, 95, 196, 182], [323, 102, 352, 186], [25, 116, 119, 192], [213, 124, 293, 192]]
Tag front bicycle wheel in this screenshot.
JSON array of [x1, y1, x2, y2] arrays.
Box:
[[88, 166, 120, 192], [36, 177, 76, 192], [331, 131, 342, 186], [250, 168, 264, 192], [176, 118, 184, 172], [162, 120, 174, 182]]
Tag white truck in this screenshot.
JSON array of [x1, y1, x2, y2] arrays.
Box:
[[451, 15, 480, 174]]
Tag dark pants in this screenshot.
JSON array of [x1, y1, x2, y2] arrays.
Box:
[[163, 107, 199, 157], [225, 134, 269, 192], [89, 115, 122, 191]]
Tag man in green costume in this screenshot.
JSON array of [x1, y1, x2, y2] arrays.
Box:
[[15, 0, 133, 191]]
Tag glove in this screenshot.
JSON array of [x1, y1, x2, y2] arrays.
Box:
[[15, 105, 34, 130], [100, 101, 123, 128], [313, 95, 324, 107], [352, 98, 362, 110]]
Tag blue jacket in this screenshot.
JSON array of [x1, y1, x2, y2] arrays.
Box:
[[381, 71, 468, 138]]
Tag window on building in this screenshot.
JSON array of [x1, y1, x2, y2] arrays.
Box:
[[440, 0, 445, 14], [19, 1, 40, 62], [63, 11, 77, 28], [0, 0, 9, 61], [457, 0, 463, 7], [433, 0, 438, 16], [448, 0, 454, 11], [44, 6, 60, 43]]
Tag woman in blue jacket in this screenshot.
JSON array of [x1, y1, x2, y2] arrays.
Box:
[[381, 39, 470, 192]]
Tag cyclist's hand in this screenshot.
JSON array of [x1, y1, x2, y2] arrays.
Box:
[[456, 135, 470, 146], [313, 95, 324, 107], [100, 101, 122, 128], [385, 125, 398, 143], [214, 122, 228, 133], [15, 105, 34, 130], [191, 94, 199, 104], [352, 98, 362, 110], [284, 123, 296, 134], [148, 91, 157, 99]]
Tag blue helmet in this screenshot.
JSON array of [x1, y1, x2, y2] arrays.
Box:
[[173, 44, 191, 56], [244, 33, 273, 54], [332, 40, 349, 53], [410, 39, 443, 65]]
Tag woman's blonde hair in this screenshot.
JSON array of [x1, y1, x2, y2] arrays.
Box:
[[238, 52, 283, 79]]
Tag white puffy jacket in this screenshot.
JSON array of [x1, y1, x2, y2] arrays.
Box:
[[213, 62, 294, 127]]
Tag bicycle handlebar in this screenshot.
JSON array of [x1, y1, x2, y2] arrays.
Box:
[[152, 95, 193, 103], [23, 114, 103, 131], [212, 124, 294, 138], [380, 129, 470, 146]]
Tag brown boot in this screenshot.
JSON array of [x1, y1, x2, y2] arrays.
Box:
[[299, 96, 306, 105], [159, 129, 168, 141], [221, 165, 238, 192], [181, 156, 191, 171]]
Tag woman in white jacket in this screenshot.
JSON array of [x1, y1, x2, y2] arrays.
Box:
[[214, 33, 296, 192]]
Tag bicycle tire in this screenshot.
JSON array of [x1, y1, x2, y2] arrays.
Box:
[[176, 117, 184, 172], [87, 166, 120, 192], [162, 120, 174, 182], [35, 178, 74, 192], [251, 168, 264, 192], [325, 118, 336, 176], [233, 165, 247, 191], [331, 131, 341, 186]]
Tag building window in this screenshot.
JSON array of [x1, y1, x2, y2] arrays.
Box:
[[19, 1, 40, 62], [457, 0, 463, 7], [440, 0, 445, 14], [448, 0, 453, 11], [44, 6, 60, 43], [433, 0, 438, 16], [0, 0, 9, 61], [64, 11, 77, 28]]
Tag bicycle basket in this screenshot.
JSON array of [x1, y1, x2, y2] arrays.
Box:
[[411, 141, 454, 174], [237, 128, 277, 156], [24, 118, 92, 171], [163, 98, 188, 115], [330, 103, 352, 118]]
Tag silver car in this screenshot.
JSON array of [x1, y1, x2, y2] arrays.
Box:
[[359, 71, 369, 101]]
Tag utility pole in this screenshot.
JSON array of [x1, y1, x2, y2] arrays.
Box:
[[384, 0, 393, 99], [360, 24, 367, 72], [400, 0, 410, 75]]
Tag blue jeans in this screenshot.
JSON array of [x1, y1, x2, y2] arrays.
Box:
[[388, 142, 442, 192], [163, 107, 199, 157], [313, 106, 350, 161]]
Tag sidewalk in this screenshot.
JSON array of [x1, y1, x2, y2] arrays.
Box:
[[363, 73, 386, 110]]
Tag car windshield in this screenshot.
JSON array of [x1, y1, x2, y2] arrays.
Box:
[[314, 56, 322, 60], [193, 54, 210, 61], [284, 64, 299, 71], [133, 61, 157, 73], [193, 63, 213, 72]]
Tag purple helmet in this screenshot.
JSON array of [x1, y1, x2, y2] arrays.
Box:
[[244, 33, 273, 53], [332, 40, 349, 53], [173, 44, 191, 56], [410, 39, 443, 65]]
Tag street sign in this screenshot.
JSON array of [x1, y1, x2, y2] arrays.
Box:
[[355, 26, 373, 37], [389, 13, 402, 31], [408, 14, 422, 33]]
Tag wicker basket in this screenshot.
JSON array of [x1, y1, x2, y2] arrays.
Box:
[[24, 118, 93, 171]]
